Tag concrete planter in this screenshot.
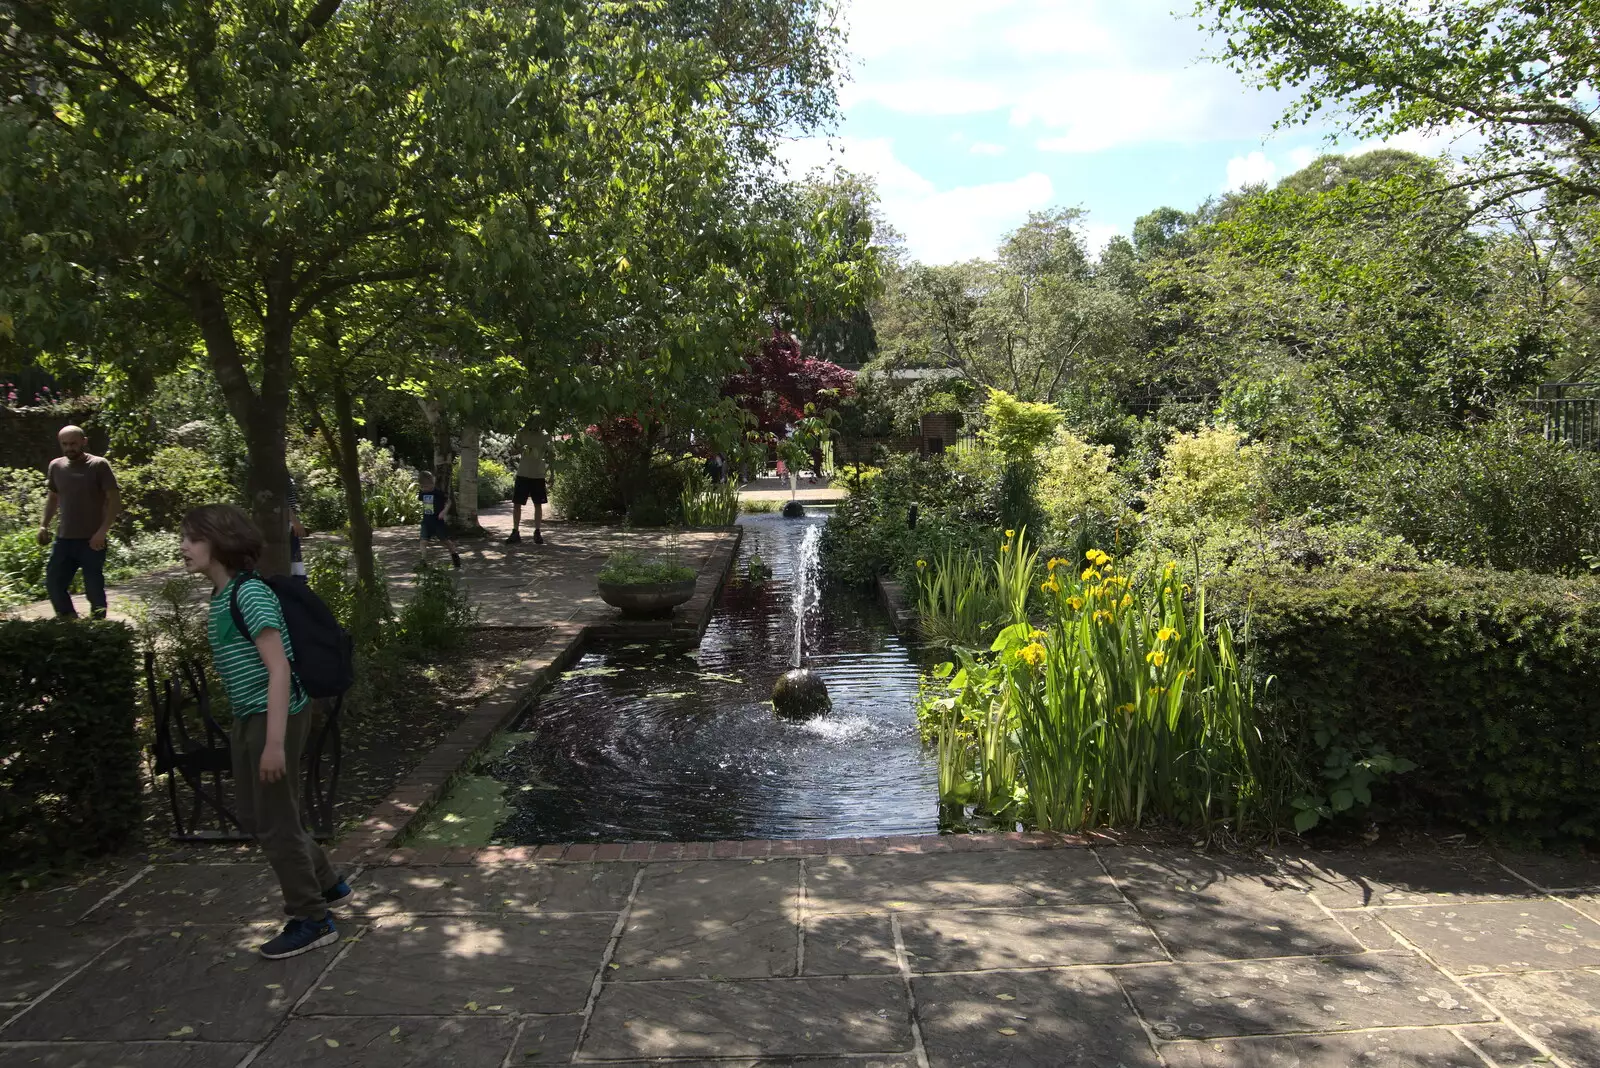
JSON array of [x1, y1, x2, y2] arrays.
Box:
[[598, 577, 697, 619]]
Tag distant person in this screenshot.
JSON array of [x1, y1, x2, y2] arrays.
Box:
[[288, 476, 307, 581], [703, 451, 727, 486], [417, 471, 462, 569], [508, 417, 553, 545], [37, 424, 119, 619], [179, 503, 350, 960]]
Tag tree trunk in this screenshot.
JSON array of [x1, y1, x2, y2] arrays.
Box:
[[191, 270, 292, 576], [419, 396, 454, 493], [457, 418, 481, 529], [333, 378, 380, 593]]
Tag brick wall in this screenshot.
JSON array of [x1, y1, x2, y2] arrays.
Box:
[[919, 411, 964, 455], [0, 409, 107, 471]]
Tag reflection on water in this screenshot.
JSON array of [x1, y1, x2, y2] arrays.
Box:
[[489, 513, 941, 843]]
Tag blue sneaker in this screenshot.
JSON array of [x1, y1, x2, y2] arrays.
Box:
[[258, 915, 338, 960], [323, 880, 354, 909]]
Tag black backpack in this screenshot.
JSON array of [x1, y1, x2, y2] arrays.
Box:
[[229, 573, 355, 699]]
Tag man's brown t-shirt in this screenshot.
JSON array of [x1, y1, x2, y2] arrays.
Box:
[[47, 455, 117, 539]]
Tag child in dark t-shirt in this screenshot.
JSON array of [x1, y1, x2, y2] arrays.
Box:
[[417, 471, 462, 569]]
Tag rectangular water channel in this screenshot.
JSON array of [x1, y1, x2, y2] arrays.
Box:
[[413, 513, 942, 845]]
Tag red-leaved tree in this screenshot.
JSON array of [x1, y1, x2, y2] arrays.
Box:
[[723, 327, 855, 435]]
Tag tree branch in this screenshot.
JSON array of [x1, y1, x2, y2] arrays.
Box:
[[295, 0, 346, 45]]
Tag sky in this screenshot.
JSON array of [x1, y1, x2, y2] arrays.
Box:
[[776, 0, 1449, 265]]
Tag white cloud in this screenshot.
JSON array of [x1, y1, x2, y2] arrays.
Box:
[[1224, 150, 1278, 191], [1082, 222, 1121, 256], [1288, 146, 1320, 170], [837, 0, 1296, 153], [969, 141, 1007, 156], [776, 136, 1053, 263]]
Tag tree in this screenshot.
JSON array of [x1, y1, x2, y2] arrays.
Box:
[[1197, 0, 1600, 210], [723, 327, 855, 435], [0, 0, 579, 571]]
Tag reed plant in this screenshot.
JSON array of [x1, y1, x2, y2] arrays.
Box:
[[912, 547, 1003, 648], [921, 539, 1289, 838], [681, 482, 740, 526]]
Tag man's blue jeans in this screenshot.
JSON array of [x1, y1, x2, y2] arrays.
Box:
[[46, 537, 108, 619]]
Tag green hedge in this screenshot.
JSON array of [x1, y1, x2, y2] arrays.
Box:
[[0, 619, 142, 866], [1215, 569, 1600, 842]]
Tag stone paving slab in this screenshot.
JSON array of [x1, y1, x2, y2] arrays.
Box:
[[9, 843, 1600, 1065], [613, 860, 798, 979], [1103, 850, 1364, 961], [1375, 899, 1600, 972], [0, 871, 136, 928], [0, 1042, 256, 1068], [912, 967, 1160, 1067], [803, 850, 1121, 915], [299, 914, 613, 1016], [1493, 853, 1600, 893], [1281, 851, 1540, 909], [252, 1016, 519, 1067], [4, 925, 327, 1043], [347, 863, 636, 917], [92, 865, 283, 927], [1462, 968, 1600, 1068], [1157, 1024, 1542, 1067], [583, 976, 911, 1060], [1118, 951, 1494, 1039], [0, 925, 123, 1006], [898, 904, 1166, 972]]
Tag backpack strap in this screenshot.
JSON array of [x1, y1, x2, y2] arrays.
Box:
[[227, 573, 306, 703]]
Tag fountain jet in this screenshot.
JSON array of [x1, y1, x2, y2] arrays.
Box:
[[773, 524, 830, 718]]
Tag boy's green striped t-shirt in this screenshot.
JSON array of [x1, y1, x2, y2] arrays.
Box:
[[207, 574, 308, 718]]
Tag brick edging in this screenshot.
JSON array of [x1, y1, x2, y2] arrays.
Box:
[[375, 831, 1109, 866], [876, 574, 917, 636], [332, 528, 744, 867]]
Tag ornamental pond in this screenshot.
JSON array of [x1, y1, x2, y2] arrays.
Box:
[[412, 511, 942, 846]]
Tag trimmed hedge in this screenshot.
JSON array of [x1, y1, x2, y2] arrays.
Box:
[[1, 619, 142, 867], [1215, 569, 1600, 842]]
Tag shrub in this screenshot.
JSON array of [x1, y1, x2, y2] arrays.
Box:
[[1144, 424, 1270, 529], [0, 619, 142, 866], [118, 445, 238, 536], [550, 432, 619, 521], [1351, 420, 1600, 573], [477, 457, 514, 508], [0, 466, 46, 534], [288, 444, 347, 531], [0, 528, 46, 606], [977, 389, 1063, 461], [1036, 428, 1128, 554], [395, 559, 475, 653], [1215, 568, 1600, 842], [361, 441, 423, 528]]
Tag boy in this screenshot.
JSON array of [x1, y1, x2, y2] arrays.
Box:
[[418, 470, 462, 568], [507, 417, 552, 545], [180, 504, 351, 960]]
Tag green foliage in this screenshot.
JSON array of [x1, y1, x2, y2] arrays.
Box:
[[1291, 727, 1417, 833], [598, 551, 695, 586], [1215, 569, 1600, 842], [287, 444, 347, 532], [1350, 420, 1600, 573], [0, 528, 45, 607], [360, 443, 422, 529], [0, 619, 141, 867], [922, 548, 1282, 835], [681, 481, 739, 526], [912, 549, 1005, 649], [117, 446, 237, 536], [476, 458, 514, 508], [1144, 425, 1270, 529], [395, 560, 475, 654], [0, 466, 46, 533], [1035, 429, 1128, 544], [978, 389, 1064, 461], [550, 434, 614, 522]]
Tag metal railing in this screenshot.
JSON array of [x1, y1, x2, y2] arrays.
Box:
[[1524, 383, 1600, 451]]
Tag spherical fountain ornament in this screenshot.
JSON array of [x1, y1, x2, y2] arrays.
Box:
[[773, 667, 831, 719], [781, 500, 806, 518]]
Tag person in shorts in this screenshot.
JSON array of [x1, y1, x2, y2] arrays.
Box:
[[508, 417, 553, 545], [418, 471, 462, 569]]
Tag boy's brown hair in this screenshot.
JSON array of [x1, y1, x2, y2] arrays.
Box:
[[182, 504, 264, 572]]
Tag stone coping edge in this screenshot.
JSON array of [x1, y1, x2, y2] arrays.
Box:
[[876, 574, 917, 636], [331, 527, 744, 868], [375, 831, 1108, 866]]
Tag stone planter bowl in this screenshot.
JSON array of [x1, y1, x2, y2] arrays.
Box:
[[598, 577, 697, 619]]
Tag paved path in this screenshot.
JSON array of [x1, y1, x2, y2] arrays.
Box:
[[3, 840, 1597, 1066], [739, 476, 847, 505], [12, 505, 730, 630]]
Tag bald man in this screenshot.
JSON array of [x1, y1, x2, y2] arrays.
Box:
[[37, 425, 119, 618]]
